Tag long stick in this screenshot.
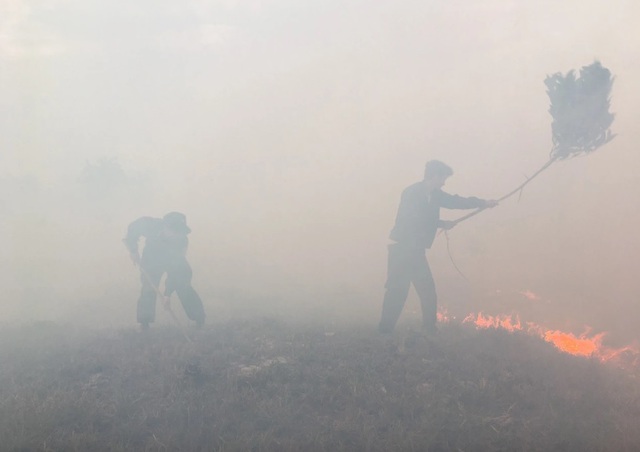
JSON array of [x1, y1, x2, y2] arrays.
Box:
[[450, 156, 557, 227], [139, 266, 193, 343]]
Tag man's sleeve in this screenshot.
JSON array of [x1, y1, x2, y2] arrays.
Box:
[[172, 235, 189, 258], [122, 217, 155, 253], [437, 190, 486, 209]]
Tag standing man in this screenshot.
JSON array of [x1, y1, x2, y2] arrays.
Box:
[[123, 212, 206, 329], [378, 160, 497, 334]]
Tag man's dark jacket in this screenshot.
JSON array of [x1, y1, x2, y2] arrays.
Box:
[[389, 182, 485, 250], [123, 217, 190, 296], [123, 217, 188, 258]]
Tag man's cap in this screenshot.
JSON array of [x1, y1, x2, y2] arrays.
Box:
[[163, 211, 191, 234]]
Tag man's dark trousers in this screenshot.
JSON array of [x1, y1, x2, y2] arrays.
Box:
[[137, 252, 205, 325], [378, 243, 437, 333]]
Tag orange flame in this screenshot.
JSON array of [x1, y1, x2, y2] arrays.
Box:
[[543, 330, 604, 357], [462, 312, 639, 368], [518, 290, 540, 301], [437, 309, 452, 323], [463, 312, 522, 332]]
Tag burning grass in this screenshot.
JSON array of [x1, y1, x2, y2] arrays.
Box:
[[1, 319, 639, 451]]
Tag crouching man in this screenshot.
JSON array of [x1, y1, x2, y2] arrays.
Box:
[[123, 212, 206, 329]]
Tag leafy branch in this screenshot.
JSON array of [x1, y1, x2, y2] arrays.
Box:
[[451, 61, 615, 227]]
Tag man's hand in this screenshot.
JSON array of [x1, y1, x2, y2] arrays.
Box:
[[439, 220, 457, 231], [482, 199, 499, 209], [129, 252, 141, 266]]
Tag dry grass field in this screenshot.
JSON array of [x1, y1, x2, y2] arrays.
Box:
[[1, 318, 639, 451]]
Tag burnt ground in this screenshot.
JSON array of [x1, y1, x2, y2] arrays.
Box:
[[1, 318, 639, 451]]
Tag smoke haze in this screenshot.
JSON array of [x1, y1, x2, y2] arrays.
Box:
[[2, 0, 640, 343]]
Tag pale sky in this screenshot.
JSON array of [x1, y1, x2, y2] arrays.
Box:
[[2, 0, 639, 342]]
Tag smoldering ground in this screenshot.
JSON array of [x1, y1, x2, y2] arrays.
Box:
[[1, 319, 640, 451]]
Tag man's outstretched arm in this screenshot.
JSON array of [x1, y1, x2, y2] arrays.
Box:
[[122, 216, 156, 265], [437, 190, 498, 210], [437, 195, 498, 230]]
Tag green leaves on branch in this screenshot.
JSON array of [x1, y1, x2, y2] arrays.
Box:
[[451, 61, 616, 228], [545, 61, 615, 160]]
